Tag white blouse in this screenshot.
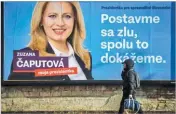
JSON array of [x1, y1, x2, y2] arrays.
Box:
[[49, 42, 87, 80]]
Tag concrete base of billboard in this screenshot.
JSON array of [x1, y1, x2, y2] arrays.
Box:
[[1, 85, 175, 112]]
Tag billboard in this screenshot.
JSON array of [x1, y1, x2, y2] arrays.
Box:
[[2, 2, 176, 82]]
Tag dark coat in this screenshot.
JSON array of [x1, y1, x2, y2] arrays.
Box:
[[8, 43, 93, 80], [121, 59, 136, 95], [121, 69, 136, 94]]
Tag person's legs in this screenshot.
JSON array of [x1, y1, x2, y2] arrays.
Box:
[[118, 92, 129, 114], [118, 95, 125, 114]]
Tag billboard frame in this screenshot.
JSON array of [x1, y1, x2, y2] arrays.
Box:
[[1, 2, 175, 86]]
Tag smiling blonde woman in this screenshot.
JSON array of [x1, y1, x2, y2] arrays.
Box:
[[8, 2, 93, 80]]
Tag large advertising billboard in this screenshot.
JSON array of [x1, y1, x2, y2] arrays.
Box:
[[2, 2, 175, 82]]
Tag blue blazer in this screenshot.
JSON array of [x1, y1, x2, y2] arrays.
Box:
[[8, 43, 93, 80]]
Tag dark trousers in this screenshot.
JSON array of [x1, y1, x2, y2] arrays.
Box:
[[118, 92, 143, 114]]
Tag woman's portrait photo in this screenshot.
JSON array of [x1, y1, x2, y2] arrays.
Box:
[[8, 2, 93, 80]]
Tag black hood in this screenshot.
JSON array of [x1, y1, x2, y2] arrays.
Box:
[[122, 59, 134, 70]]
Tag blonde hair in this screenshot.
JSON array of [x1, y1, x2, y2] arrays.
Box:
[[28, 2, 91, 69]]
